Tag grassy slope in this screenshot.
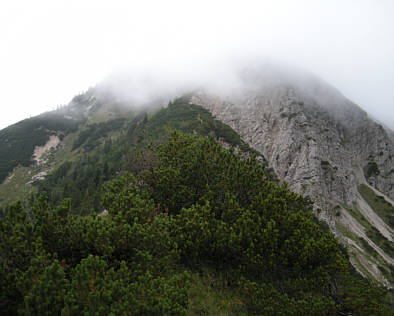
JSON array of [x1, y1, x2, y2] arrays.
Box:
[[187, 270, 247, 315], [0, 98, 273, 312], [1, 97, 393, 312], [0, 114, 81, 183], [358, 184, 394, 229], [356, 185, 394, 284], [0, 98, 267, 212], [336, 197, 394, 285], [147, 98, 257, 154], [0, 128, 80, 209]]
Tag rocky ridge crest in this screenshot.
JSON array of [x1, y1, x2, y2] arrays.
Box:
[[190, 64, 394, 284]]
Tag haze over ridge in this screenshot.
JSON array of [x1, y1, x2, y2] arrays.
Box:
[[1, 0, 393, 129]]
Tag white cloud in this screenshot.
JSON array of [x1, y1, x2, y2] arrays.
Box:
[[0, 0, 393, 128]]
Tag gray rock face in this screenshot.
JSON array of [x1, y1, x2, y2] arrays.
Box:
[[190, 64, 394, 284], [193, 66, 393, 214]]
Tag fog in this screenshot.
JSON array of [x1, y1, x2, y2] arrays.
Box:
[[1, 0, 393, 129], [99, 56, 247, 105]]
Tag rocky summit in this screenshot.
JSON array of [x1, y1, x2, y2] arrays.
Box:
[[191, 63, 394, 285]]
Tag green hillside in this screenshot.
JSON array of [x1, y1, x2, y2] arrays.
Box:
[[0, 97, 392, 314], [0, 113, 80, 183], [1, 131, 392, 315], [0, 97, 262, 213], [358, 184, 394, 229], [35, 97, 264, 213]]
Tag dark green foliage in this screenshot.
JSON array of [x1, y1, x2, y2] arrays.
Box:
[[366, 226, 394, 258], [38, 137, 125, 212], [63, 256, 189, 315], [145, 131, 270, 214], [147, 133, 344, 311], [240, 279, 336, 315], [0, 202, 34, 314], [1, 122, 391, 314], [358, 237, 379, 258], [280, 112, 298, 121], [358, 184, 394, 229], [321, 160, 336, 181], [72, 118, 126, 151], [334, 274, 392, 315], [0, 114, 79, 182], [364, 161, 380, 178], [321, 160, 330, 167], [147, 97, 255, 153], [19, 256, 69, 315], [0, 190, 189, 314], [187, 270, 247, 315], [37, 98, 266, 214], [142, 131, 391, 314], [389, 215, 394, 227]]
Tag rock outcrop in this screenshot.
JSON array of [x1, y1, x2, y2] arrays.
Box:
[[191, 63, 394, 285]]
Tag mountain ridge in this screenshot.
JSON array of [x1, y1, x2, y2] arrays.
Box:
[[0, 64, 393, 286], [189, 64, 393, 284]]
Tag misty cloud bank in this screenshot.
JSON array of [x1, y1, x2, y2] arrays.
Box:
[[99, 57, 245, 106], [1, 1, 393, 129], [99, 58, 328, 103], [97, 58, 389, 131]]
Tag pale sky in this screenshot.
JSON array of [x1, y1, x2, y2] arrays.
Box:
[[1, 0, 394, 129]]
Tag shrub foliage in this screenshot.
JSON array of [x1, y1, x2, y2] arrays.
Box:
[[0, 131, 391, 315]]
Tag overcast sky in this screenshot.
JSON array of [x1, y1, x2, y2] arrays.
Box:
[[1, 0, 393, 129]]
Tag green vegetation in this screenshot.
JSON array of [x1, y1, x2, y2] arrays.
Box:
[[379, 265, 394, 286], [364, 161, 380, 179], [342, 204, 370, 228], [349, 249, 377, 281], [321, 160, 336, 181], [321, 160, 332, 173], [1, 131, 392, 315], [0, 114, 80, 183], [358, 237, 379, 258], [336, 203, 394, 285], [366, 226, 394, 258], [358, 184, 394, 229], [0, 195, 189, 315], [147, 98, 255, 153], [35, 98, 266, 214], [280, 112, 298, 121], [72, 118, 126, 151], [187, 270, 247, 315], [0, 166, 38, 208]]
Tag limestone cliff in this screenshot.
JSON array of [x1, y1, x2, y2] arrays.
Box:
[[191, 63, 394, 285]]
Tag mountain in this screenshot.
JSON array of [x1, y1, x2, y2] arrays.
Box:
[[0, 63, 393, 311], [0, 91, 260, 212], [190, 63, 394, 285]]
